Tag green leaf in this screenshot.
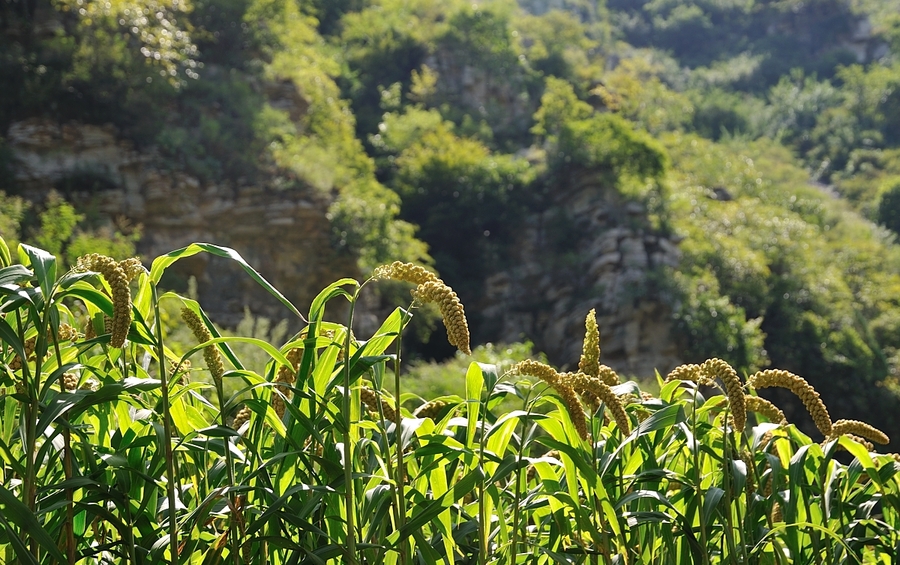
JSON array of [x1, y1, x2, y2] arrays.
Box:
[[398, 467, 484, 541], [19, 243, 57, 298], [0, 264, 32, 286], [465, 362, 484, 448], [0, 484, 67, 563], [149, 242, 305, 319], [702, 487, 725, 524]]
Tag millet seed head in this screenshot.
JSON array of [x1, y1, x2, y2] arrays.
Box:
[[665, 363, 707, 384], [232, 405, 252, 429], [413, 399, 449, 420], [76, 254, 132, 348], [746, 369, 832, 437], [744, 395, 787, 425], [566, 371, 630, 435], [411, 280, 471, 355], [578, 309, 600, 378], [181, 308, 225, 384], [360, 386, 398, 423], [372, 261, 439, 285], [830, 419, 889, 446], [700, 358, 746, 431]]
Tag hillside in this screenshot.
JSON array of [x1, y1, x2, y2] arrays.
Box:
[[3, 0, 900, 440]]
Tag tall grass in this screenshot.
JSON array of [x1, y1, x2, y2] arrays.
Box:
[[0, 238, 897, 564]]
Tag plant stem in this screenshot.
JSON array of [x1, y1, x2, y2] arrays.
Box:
[[50, 325, 76, 565], [342, 294, 359, 565], [152, 283, 180, 564], [393, 316, 408, 565]]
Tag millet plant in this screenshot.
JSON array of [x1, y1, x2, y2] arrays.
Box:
[[0, 238, 898, 565]]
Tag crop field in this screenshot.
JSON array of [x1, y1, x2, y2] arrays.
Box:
[[0, 240, 898, 564]]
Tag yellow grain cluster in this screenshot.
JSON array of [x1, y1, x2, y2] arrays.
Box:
[[746, 369, 832, 436], [510, 360, 588, 440], [55, 323, 78, 343], [665, 363, 707, 384], [566, 371, 630, 435], [373, 261, 439, 285], [741, 449, 755, 494], [413, 399, 448, 420], [374, 262, 470, 355], [744, 395, 787, 425], [9, 336, 36, 371], [700, 358, 746, 431], [181, 308, 225, 384], [62, 372, 78, 391], [830, 419, 889, 446], [360, 386, 398, 422], [117, 258, 146, 282], [271, 348, 302, 419], [232, 405, 252, 429], [411, 281, 471, 355], [75, 254, 133, 348], [578, 309, 600, 378]]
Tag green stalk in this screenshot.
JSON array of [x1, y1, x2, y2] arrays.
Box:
[[477, 387, 487, 565], [17, 310, 39, 561], [213, 372, 242, 565], [342, 294, 359, 565], [50, 326, 76, 564], [691, 385, 710, 565], [152, 283, 180, 564], [392, 316, 408, 565]]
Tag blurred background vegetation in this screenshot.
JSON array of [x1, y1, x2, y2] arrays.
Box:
[[4, 0, 900, 439]]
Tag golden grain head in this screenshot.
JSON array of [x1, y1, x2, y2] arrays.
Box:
[[566, 371, 630, 435], [181, 308, 225, 383], [62, 372, 79, 391], [232, 405, 252, 429], [77, 254, 132, 348], [118, 257, 146, 282], [556, 380, 589, 440], [510, 360, 561, 386], [412, 280, 471, 355], [830, 419, 889, 446], [413, 399, 448, 420], [744, 395, 787, 425], [578, 309, 600, 378], [747, 369, 832, 436], [700, 358, 746, 431], [665, 363, 705, 384], [360, 387, 398, 422], [55, 323, 79, 343], [372, 261, 439, 285]]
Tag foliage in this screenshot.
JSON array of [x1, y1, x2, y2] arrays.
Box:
[[664, 133, 900, 437], [533, 77, 668, 183], [1, 237, 899, 565]]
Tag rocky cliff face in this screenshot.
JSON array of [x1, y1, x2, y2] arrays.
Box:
[[6, 118, 683, 375], [480, 171, 682, 376], [7, 118, 357, 326]]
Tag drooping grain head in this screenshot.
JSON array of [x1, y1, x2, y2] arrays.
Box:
[[746, 369, 832, 437], [413, 399, 449, 420], [232, 405, 252, 429], [360, 386, 398, 423], [744, 395, 787, 425], [118, 257, 146, 282], [181, 308, 225, 384], [76, 254, 132, 348], [830, 419, 889, 446], [510, 360, 587, 440], [665, 363, 707, 384], [372, 261, 439, 285], [411, 280, 471, 355], [700, 358, 746, 431], [566, 371, 630, 435]]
